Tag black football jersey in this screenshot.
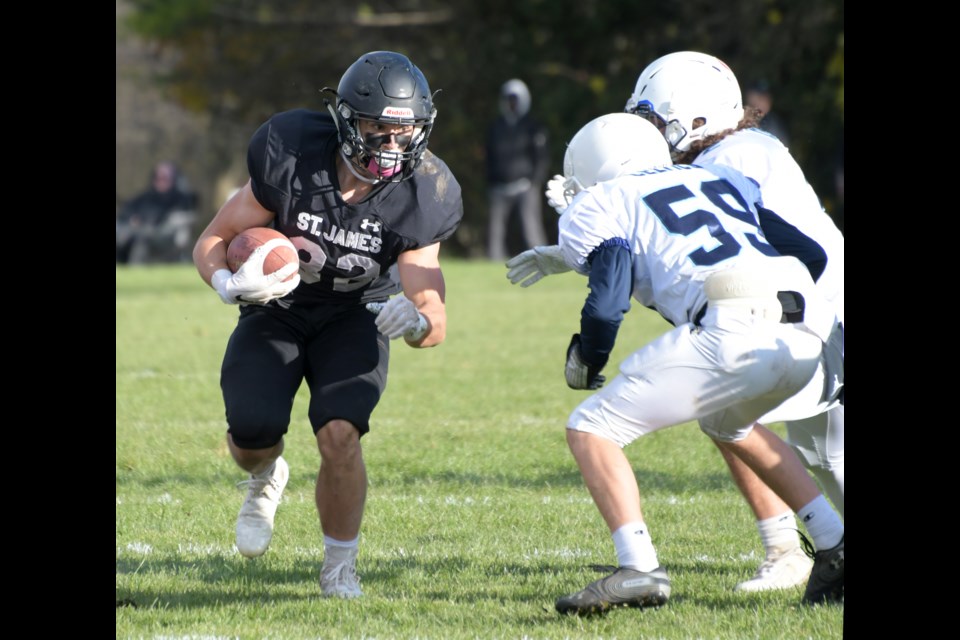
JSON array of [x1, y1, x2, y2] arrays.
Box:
[[247, 108, 463, 305]]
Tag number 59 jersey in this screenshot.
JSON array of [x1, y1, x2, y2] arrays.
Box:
[[558, 163, 815, 331]]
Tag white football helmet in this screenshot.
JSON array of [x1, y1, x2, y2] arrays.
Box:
[[561, 113, 671, 203], [624, 51, 744, 156]]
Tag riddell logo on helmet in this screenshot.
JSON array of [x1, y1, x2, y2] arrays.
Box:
[[381, 107, 415, 118]]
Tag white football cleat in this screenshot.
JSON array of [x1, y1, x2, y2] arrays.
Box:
[[320, 546, 363, 599], [734, 545, 814, 592], [235, 456, 289, 558]]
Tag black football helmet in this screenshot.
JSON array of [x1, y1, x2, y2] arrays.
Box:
[[324, 51, 437, 183]]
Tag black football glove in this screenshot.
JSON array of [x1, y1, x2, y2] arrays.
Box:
[[565, 334, 606, 390]]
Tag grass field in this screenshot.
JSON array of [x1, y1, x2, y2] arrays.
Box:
[[116, 260, 843, 640]]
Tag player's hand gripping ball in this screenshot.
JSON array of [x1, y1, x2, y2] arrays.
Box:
[[227, 227, 299, 279], [212, 227, 301, 305]]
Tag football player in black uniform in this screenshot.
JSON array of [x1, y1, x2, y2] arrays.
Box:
[[193, 51, 463, 598]]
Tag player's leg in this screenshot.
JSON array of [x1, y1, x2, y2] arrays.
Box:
[[556, 320, 783, 615], [221, 306, 307, 558], [697, 309, 844, 604], [305, 304, 388, 598], [787, 405, 844, 604], [557, 426, 672, 616], [714, 426, 838, 539], [314, 418, 366, 599], [785, 406, 844, 518], [716, 443, 812, 592], [713, 425, 844, 604]]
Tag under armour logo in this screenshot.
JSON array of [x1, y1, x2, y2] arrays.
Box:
[[360, 219, 381, 232], [830, 550, 844, 571]]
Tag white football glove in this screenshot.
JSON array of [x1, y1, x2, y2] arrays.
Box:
[[366, 294, 428, 341], [545, 174, 568, 214], [505, 244, 572, 288], [211, 240, 301, 305]]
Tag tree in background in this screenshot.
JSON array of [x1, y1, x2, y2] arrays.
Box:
[[117, 0, 844, 254]]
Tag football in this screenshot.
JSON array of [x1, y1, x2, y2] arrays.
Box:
[[226, 227, 299, 280]]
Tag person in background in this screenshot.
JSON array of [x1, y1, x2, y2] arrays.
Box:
[[116, 161, 197, 264], [192, 51, 463, 599], [745, 80, 790, 146], [485, 79, 550, 260]]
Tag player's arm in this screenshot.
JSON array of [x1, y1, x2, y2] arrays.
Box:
[[193, 181, 298, 306], [193, 180, 276, 286], [396, 242, 447, 347], [756, 206, 827, 282], [565, 239, 633, 389], [366, 243, 447, 346]]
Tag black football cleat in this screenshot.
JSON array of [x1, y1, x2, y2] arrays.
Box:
[[802, 535, 844, 605]]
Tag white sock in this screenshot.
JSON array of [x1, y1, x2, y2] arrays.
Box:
[[324, 534, 359, 548], [323, 535, 359, 563], [757, 511, 800, 556], [612, 522, 660, 572], [797, 495, 843, 550]]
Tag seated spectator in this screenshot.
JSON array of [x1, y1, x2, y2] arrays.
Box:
[[117, 161, 197, 264]]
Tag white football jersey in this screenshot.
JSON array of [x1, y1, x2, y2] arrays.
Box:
[[695, 129, 844, 324], [558, 163, 830, 337]]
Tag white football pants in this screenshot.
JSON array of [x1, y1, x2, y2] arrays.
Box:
[[567, 306, 826, 446]]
